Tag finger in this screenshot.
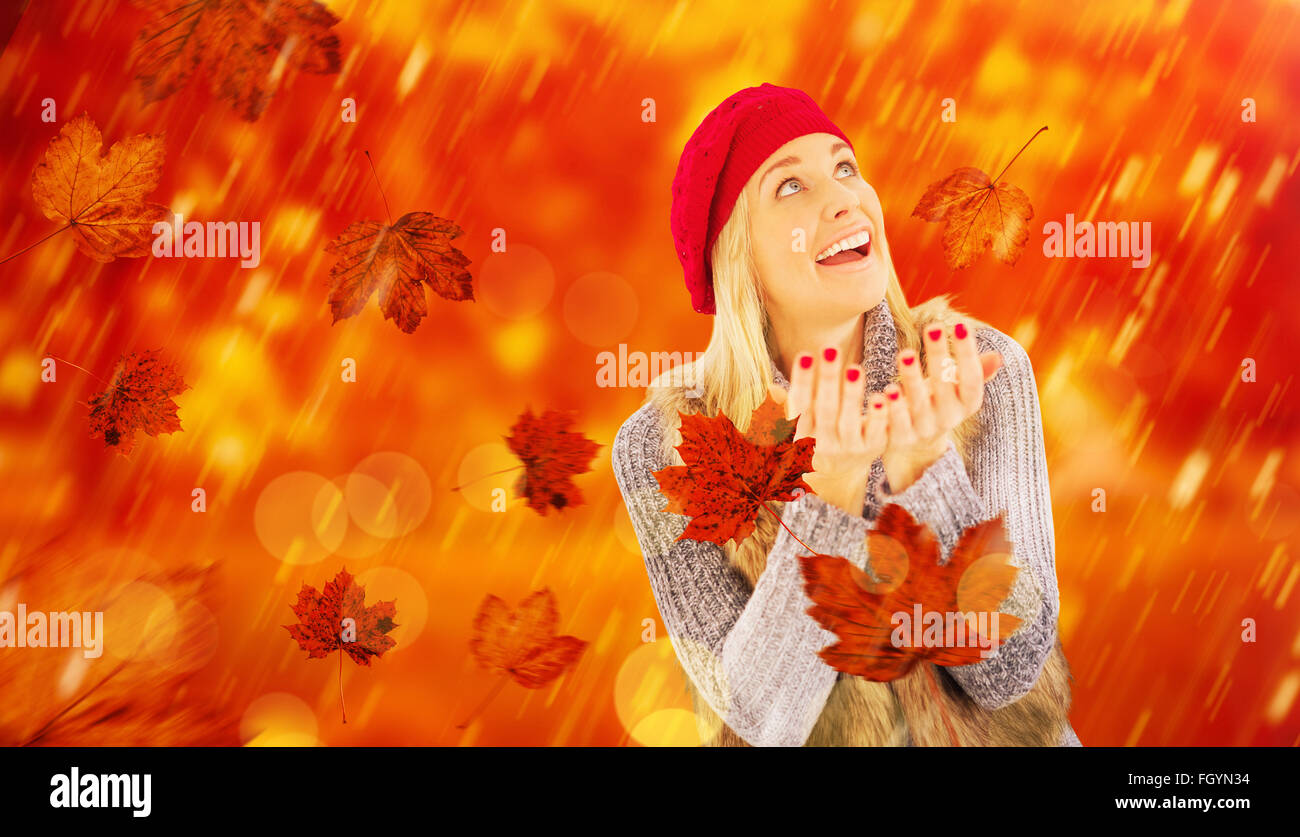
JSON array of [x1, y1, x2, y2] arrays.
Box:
[[838, 364, 868, 448], [953, 321, 983, 412], [814, 346, 843, 445], [981, 351, 1004, 382], [923, 324, 963, 429], [862, 391, 889, 457], [897, 347, 937, 441], [787, 352, 815, 439], [885, 384, 917, 446]]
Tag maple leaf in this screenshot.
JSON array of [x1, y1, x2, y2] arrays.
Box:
[[130, 0, 342, 121], [324, 211, 474, 333], [798, 503, 1023, 682], [468, 589, 587, 689], [29, 113, 169, 263], [653, 390, 815, 547], [911, 126, 1046, 270], [283, 567, 398, 723], [503, 407, 601, 515], [86, 349, 189, 456]]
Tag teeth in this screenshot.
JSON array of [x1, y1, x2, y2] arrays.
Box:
[[815, 230, 871, 262]]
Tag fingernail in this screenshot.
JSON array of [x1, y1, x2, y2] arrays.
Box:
[[873, 401, 883, 409], [823, 347, 837, 362], [888, 391, 899, 401], [955, 323, 968, 339], [902, 354, 914, 366], [927, 328, 942, 341], [846, 367, 861, 382], [799, 354, 813, 369]]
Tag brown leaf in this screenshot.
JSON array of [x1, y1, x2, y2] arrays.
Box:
[[503, 407, 601, 515], [324, 212, 474, 333], [912, 167, 1033, 269], [30, 113, 169, 263], [468, 589, 586, 689], [130, 0, 342, 121]]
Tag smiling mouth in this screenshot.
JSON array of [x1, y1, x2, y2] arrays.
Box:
[[815, 239, 872, 267]]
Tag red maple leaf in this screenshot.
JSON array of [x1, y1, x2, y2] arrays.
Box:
[[652, 390, 816, 547], [458, 588, 587, 730], [503, 407, 601, 515], [283, 567, 398, 723], [797, 503, 1022, 681], [86, 349, 189, 456]]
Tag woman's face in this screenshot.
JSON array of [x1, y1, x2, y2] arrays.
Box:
[[743, 132, 890, 326]]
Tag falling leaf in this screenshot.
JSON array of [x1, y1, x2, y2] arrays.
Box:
[[29, 113, 169, 263], [468, 589, 586, 689], [324, 212, 474, 333], [283, 567, 398, 723], [129, 0, 343, 121], [503, 407, 601, 515], [911, 126, 1046, 269], [798, 503, 1023, 681], [86, 349, 189, 456], [653, 390, 815, 547]]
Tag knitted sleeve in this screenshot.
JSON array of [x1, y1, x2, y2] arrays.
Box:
[[612, 400, 875, 748], [878, 325, 1061, 710]]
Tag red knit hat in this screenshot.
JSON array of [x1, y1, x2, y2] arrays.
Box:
[[670, 83, 855, 315]]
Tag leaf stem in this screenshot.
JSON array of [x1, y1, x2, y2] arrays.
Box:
[[0, 224, 72, 267], [44, 354, 109, 387], [456, 672, 510, 730], [992, 126, 1048, 183], [923, 665, 960, 746], [339, 649, 347, 724], [363, 150, 393, 225], [451, 463, 525, 493]]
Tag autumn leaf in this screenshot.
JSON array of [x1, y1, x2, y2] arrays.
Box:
[[503, 407, 601, 515], [797, 503, 1023, 682], [86, 349, 189, 456], [283, 567, 398, 723], [130, 0, 342, 121], [911, 126, 1046, 270], [324, 211, 474, 333], [25, 113, 169, 263], [653, 390, 816, 547], [459, 588, 586, 729]]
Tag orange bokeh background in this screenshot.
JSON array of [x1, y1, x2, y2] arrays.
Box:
[[0, 0, 1297, 746]]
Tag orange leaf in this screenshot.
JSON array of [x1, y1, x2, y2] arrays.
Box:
[[130, 0, 342, 121], [468, 589, 587, 688], [86, 349, 189, 456], [653, 390, 815, 547], [911, 126, 1046, 269], [283, 568, 398, 667], [324, 212, 474, 333], [798, 503, 1023, 681], [504, 407, 601, 515], [30, 113, 169, 263]]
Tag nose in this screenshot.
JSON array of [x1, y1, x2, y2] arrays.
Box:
[[823, 179, 860, 221]]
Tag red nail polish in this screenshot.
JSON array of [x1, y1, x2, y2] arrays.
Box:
[[846, 368, 861, 382], [873, 401, 883, 409], [888, 391, 899, 401], [799, 354, 813, 369], [955, 323, 968, 339], [823, 347, 837, 362], [928, 328, 942, 341], [902, 355, 914, 366]]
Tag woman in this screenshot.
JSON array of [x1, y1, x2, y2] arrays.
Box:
[[612, 83, 1080, 746]]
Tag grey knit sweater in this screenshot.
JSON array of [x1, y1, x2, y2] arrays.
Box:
[[611, 299, 1082, 747]]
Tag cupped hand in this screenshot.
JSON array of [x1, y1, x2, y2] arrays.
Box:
[[880, 322, 1004, 491], [769, 346, 889, 515]]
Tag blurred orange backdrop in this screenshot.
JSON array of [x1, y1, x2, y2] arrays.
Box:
[[0, 0, 1297, 746]]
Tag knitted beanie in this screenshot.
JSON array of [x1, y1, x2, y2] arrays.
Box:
[[670, 83, 855, 315]]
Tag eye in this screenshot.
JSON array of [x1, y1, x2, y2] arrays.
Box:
[[775, 159, 861, 198]]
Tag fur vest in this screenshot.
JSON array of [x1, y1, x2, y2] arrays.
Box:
[[652, 297, 1075, 746]]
